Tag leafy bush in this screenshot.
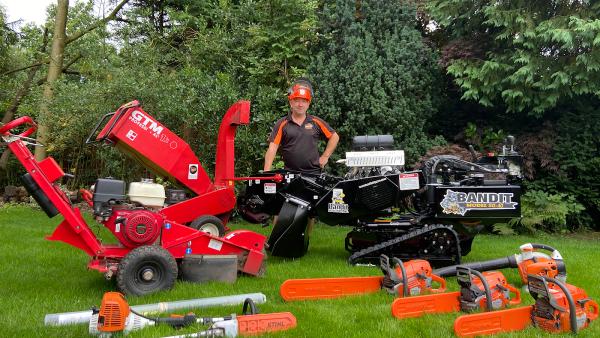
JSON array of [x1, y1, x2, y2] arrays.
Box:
[[511, 190, 585, 234], [523, 101, 600, 229], [308, 0, 445, 169]]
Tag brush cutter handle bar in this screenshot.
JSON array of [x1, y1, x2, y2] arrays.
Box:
[[0, 116, 37, 137], [506, 284, 521, 305], [429, 274, 447, 293]]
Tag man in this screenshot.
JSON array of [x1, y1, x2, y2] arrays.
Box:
[[264, 78, 339, 173], [263, 78, 339, 242]]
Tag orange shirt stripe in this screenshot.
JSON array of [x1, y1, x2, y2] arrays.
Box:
[[273, 120, 288, 145], [312, 117, 333, 139]]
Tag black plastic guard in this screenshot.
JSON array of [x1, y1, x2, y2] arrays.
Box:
[[267, 198, 310, 258], [21, 173, 59, 218]]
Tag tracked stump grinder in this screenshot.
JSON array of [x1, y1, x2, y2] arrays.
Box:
[[239, 135, 523, 266], [1, 100, 273, 295]]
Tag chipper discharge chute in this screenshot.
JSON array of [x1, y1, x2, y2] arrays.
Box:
[[1, 100, 269, 296]]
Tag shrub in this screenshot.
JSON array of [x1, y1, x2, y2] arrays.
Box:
[[510, 190, 585, 234]]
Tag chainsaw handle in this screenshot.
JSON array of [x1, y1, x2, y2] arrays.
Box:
[[586, 300, 599, 321], [506, 284, 521, 306], [429, 273, 447, 293], [392, 257, 409, 297], [0, 116, 37, 137]]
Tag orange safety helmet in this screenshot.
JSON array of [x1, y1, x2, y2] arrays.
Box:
[[287, 78, 313, 102]]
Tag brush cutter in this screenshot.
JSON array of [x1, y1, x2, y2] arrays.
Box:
[[89, 292, 296, 336], [434, 243, 566, 284], [453, 274, 599, 337], [279, 255, 446, 301], [391, 266, 520, 319]]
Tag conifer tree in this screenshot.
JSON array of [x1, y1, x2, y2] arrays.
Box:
[[308, 0, 444, 163]]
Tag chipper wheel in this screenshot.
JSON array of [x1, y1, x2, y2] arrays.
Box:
[[190, 215, 226, 237], [117, 245, 178, 296]]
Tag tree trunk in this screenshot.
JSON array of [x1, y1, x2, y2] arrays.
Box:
[[34, 0, 69, 161]]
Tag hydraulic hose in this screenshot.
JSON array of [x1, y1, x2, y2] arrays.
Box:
[[434, 256, 518, 277]]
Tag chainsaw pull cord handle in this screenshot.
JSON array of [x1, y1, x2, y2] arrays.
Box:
[[392, 257, 409, 297], [506, 283, 521, 306], [242, 298, 258, 315], [0, 116, 37, 138], [429, 273, 447, 293], [541, 276, 578, 334], [469, 269, 494, 311]]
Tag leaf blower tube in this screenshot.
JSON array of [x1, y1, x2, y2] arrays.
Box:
[[433, 243, 566, 279]]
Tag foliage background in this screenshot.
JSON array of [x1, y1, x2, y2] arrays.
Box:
[[1, 0, 599, 231]]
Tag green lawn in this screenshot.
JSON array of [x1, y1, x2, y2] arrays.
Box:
[[0, 204, 599, 337]]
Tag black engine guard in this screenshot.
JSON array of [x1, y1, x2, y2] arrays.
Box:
[[267, 198, 310, 258]]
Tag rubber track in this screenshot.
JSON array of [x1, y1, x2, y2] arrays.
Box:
[[347, 224, 462, 265]]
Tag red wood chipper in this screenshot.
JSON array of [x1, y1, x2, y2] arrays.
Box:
[[0, 100, 275, 296]]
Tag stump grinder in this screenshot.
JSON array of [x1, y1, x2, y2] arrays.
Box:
[[238, 135, 523, 267]]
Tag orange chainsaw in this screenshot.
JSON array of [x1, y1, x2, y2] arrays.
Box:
[[454, 274, 599, 337], [89, 292, 296, 336], [279, 255, 446, 301], [434, 243, 566, 284], [391, 266, 521, 319]]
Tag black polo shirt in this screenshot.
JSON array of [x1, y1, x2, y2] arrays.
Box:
[[268, 113, 335, 174]]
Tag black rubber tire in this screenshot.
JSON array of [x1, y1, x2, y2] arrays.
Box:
[[116, 245, 178, 296], [190, 215, 226, 237]]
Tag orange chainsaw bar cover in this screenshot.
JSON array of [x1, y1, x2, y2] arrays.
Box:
[[280, 276, 383, 301], [237, 312, 297, 335], [391, 291, 461, 319], [453, 305, 533, 337]]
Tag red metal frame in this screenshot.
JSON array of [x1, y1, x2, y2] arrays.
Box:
[[1, 103, 266, 279]]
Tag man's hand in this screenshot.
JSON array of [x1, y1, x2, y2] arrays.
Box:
[[319, 155, 329, 168], [319, 132, 339, 168]]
